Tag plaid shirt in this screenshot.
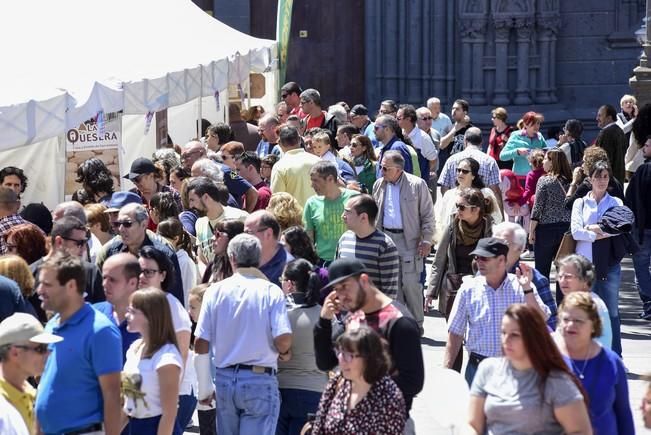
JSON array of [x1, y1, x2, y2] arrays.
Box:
[[447, 274, 550, 358], [438, 146, 501, 188], [0, 214, 27, 255]]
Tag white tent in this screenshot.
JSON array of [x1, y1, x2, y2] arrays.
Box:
[[0, 0, 277, 206]]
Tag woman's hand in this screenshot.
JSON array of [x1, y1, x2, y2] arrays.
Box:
[[516, 148, 529, 156], [572, 167, 584, 185], [424, 295, 434, 313], [585, 224, 604, 235], [528, 232, 535, 244]]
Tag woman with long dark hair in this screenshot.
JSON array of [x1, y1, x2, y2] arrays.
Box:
[[276, 259, 327, 435], [201, 219, 244, 284], [529, 148, 573, 280], [468, 304, 592, 434], [76, 157, 115, 204]]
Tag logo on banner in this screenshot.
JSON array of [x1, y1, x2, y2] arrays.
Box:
[[66, 121, 119, 151]]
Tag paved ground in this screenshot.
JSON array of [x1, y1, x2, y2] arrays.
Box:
[[184, 256, 651, 434]]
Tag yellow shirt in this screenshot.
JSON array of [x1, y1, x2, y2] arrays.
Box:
[[0, 377, 36, 434]]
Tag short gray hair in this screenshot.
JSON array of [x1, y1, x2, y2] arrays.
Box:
[[556, 254, 595, 287], [492, 221, 528, 251], [464, 127, 482, 147], [227, 234, 261, 268], [382, 150, 405, 170], [427, 97, 441, 107], [53, 201, 87, 225], [192, 158, 224, 184], [120, 203, 149, 224], [376, 115, 399, 134], [300, 88, 321, 107], [328, 105, 348, 124]]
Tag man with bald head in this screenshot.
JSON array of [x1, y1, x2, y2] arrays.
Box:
[[255, 114, 281, 158], [244, 210, 293, 286], [94, 253, 141, 362], [95, 203, 185, 305], [181, 140, 208, 171]]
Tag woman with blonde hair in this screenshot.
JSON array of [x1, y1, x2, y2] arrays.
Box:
[[0, 254, 35, 298], [267, 192, 304, 232], [122, 287, 183, 434]]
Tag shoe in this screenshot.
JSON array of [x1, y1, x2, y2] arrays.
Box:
[[520, 250, 534, 260], [638, 311, 651, 320]]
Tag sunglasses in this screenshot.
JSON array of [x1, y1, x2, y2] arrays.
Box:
[[14, 344, 50, 355], [419, 116, 433, 121], [474, 255, 491, 262], [455, 203, 477, 211], [335, 348, 361, 363], [112, 220, 134, 229], [62, 237, 88, 247], [373, 124, 386, 131], [456, 168, 471, 174]]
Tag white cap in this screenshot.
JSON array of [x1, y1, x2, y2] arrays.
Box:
[[0, 313, 63, 347]]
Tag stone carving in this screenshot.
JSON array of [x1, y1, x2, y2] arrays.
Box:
[[460, 18, 488, 39]]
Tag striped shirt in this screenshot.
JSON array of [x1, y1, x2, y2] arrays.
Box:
[[447, 274, 550, 357], [335, 230, 401, 299]]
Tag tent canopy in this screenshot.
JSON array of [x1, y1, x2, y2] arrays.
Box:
[[0, 0, 276, 150]]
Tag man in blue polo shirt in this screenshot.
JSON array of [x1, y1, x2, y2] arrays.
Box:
[[35, 251, 122, 435], [94, 253, 141, 362]]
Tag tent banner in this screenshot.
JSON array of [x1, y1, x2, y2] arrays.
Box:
[[276, 0, 294, 86], [65, 113, 122, 197]]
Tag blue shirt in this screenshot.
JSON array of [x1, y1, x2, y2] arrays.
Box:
[[220, 164, 253, 207], [35, 303, 122, 434], [93, 301, 140, 363], [0, 275, 31, 322], [376, 136, 414, 177]]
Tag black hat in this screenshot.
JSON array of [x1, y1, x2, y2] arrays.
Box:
[[123, 158, 156, 181], [469, 237, 509, 258], [20, 203, 53, 235], [322, 258, 367, 289], [350, 104, 368, 116]]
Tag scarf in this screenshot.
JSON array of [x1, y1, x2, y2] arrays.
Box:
[[456, 217, 486, 246], [353, 155, 368, 167]]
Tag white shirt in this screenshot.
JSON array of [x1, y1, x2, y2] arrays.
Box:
[[408, 127, 438, 161], [570, 192, 622, 261], [122, 342, 183, 418], [176, 249, 198, 307], [383, 182, 403, 228], [165, 293, 195, 396], [195, 268, 292, 369]]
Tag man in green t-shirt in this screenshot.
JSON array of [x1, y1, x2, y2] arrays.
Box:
[[303, 161, 358, 264]]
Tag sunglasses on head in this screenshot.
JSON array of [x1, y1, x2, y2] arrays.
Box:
[[112, 220, 134, 229], [455, 203, 477, 211]]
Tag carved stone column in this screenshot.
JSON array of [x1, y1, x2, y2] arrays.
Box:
[[513, 17, 533, 105], [460, 18, 488, 105], [630, 0, 651, 107], [535, 14, 560, 103], [493, 19, 511, 105]]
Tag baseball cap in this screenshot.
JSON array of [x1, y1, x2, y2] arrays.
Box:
[[0, 313, 63, 347], [350, 104, 369, 116], [123, 158, 156, 181], [469, 237, 509, 258], [322, 258, 367, 290], [104, 191, 143, 213]]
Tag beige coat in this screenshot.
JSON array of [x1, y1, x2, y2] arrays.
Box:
[[372, 171, 435, 254]]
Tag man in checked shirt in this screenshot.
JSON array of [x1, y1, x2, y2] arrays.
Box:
[[444, 237, 550, 386]]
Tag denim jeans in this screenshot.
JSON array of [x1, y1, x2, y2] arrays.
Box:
[[592, 263, 622, 356], [176, 393, 197, 430], [214, 367, 280, 435], [633, 229, 651, 314], [534, 222, 569, 280], [276, 389, 321, 435]]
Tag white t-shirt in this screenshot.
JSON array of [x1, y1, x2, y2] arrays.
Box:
[[122, 342, 183, 418], [176, 249, 198, 307], [165, 293, 195, 396]]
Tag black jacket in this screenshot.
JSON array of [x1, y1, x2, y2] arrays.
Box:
[[625, 160, 651, 243]]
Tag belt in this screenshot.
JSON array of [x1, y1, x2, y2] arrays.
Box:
[[64, 423, 103, 435], [468, 352, 487, 367], [226, 364, 276, 375], [383, 227, 404, 234]]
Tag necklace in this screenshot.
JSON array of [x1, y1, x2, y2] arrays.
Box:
[[569, 344, 592, 379]]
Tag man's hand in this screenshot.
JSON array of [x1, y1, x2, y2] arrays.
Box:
[[320, 291, 340, 320], [418, 241, 432, 257], [515, 263, 533, 290]]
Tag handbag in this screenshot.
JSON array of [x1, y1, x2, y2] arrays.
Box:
[[444, 272, 465, 316], [554, 232, 576, 265]]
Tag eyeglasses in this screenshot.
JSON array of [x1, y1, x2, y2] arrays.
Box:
[[456, 203, 477, 211], [557, 273, 577, 280], [112, 220, 134, 229], [419, 116, 433, 121], [14, 344, 49, 355], [62, 237, 88, 247], [335, 348, 361, 363], [456, 168, 471, 174], [373, 124, 386, 131], [244, 226, 269, 235], [381, 166, 398, 172], [140, 268, 160, 278], [559, 316, 589, 326]]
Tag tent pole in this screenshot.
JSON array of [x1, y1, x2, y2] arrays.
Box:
[[198, 66, 203, 138], [247, 76, 251, 109]]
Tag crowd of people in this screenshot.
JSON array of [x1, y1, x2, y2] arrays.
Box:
[[0, 82, 650, 434]]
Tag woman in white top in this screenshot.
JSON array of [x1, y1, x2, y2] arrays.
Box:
[[157, 217, 198, 307], [123, 287, 183, 435], [434, 157, 502, 242], [138, 246, 196, 431]]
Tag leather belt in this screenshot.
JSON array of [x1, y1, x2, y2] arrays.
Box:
[[64, 423, 103, 435], [468, 352, 487, 366], [226, 363, 276, 375], [383, 227, 404, 233]]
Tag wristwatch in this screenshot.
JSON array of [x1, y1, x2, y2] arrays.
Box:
[[523, 289, 534, 295]]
